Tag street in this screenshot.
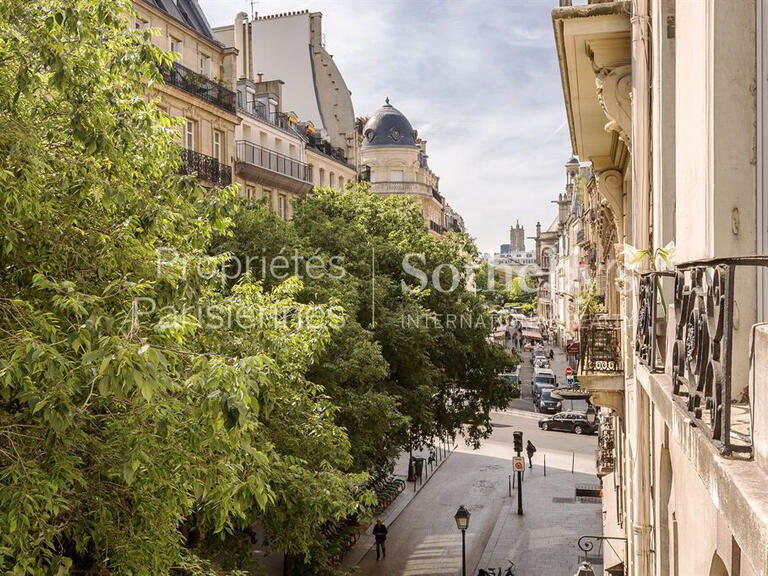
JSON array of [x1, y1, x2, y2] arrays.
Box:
[[356, 348, 601, 576]]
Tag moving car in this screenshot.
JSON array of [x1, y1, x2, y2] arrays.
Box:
[[538, 412, 597, 435], [536, 388, 562, 414]]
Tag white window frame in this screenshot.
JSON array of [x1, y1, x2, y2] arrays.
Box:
[[169, 35, 183, 61], [199, 53, 211, 78], [185, 119, 195, 151], [277, 194, 286, 219], [213, 130, 222, 162]]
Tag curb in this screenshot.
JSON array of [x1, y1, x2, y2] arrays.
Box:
[[341, 444, 458, 568]]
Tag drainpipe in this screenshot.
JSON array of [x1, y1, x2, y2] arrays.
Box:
[[631, 1, 653, 575]]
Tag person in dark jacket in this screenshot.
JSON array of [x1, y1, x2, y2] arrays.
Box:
[[526, 440, 537, 468], [373, 518, 388, 560]]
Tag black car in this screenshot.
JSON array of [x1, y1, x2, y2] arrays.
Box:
[[536, 389, 562, 414], [538, 412, 597, 435]]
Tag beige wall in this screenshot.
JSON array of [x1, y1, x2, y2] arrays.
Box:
[[133, 1, 239, 177]]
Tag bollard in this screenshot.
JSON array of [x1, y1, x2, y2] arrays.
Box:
[[571, 451, 575, 474], [508, 475, 512, 497], [544, 454, 547, 477], [512, 472, 516, 489]]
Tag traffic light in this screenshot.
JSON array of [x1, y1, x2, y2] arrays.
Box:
[[513, 431, 523, 453]]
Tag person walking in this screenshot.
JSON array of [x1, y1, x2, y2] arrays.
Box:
[[526, 440, 537, 468], [373, 518, 388, 560], [549, 348, 554, 360]]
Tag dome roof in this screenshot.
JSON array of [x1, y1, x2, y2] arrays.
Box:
[[361, 98, 417, 149]]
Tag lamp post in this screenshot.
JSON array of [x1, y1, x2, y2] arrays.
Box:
[[454, 505, 471, 576], [574, 561, 596, 576]]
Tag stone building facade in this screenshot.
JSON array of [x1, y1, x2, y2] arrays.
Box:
[[359, 99, 457, 236], [552, 1, 768, 575], [134, 0, 240, 190]]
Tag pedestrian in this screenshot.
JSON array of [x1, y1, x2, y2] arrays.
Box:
[[549, 348, 554, 360], [526, 440, 536, 468], [373, 518, 387, 560]]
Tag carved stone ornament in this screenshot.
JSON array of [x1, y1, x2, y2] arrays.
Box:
[[594, 64, 632, 148]]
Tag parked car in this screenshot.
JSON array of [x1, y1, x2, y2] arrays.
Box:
[[538, 412, 597, 435], [531, 367, 555, 385], [533, 357, 550, 369], [536, 388, 562, 414], [532, 381, 555, 405]]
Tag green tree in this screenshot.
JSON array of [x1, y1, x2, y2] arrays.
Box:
[[0, 2, 363, 574]]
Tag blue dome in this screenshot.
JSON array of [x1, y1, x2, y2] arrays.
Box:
[[362, 98, 417, 149]]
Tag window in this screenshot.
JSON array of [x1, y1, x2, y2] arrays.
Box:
[[185, 119, 195, 150], [338, 176, 344, 189], [134, 17, 149, 31], [329, 172, 335, 188], [245, 186, 254, 200], [390, 170, 404, 182], [199, 53, 211, 77], [169, 36, 183, 59], [213, 130, 222, 162], [319, 168, 326, 186], [277, 194, 286, 219]]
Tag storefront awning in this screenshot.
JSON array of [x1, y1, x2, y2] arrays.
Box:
[[522, 330, 542, 340]]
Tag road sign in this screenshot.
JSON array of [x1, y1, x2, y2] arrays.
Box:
[[567, 375, 575, 387], [513, 457, 526, 471], [566, 366, 573, 376]]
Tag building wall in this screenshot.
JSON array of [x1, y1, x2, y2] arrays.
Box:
[[250, 13, 324, 135], [305, 148, 356, 191], [133, 1, 239, 178], [361, 146, 444, 233]]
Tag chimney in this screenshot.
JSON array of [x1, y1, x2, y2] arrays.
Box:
[[257, 73, 263, 83]]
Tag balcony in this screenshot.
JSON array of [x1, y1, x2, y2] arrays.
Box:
[[370, 181, 436, 199], [306, 135, 355, 170], [179, 149, 231, 187], [578, 315, 624, 412], [161, 62, 236, 114], [429, 220, 444, 234], [235, 140, 313, 196], [662, 257, 762, 457], [432, 188, 444, 204], [237, 94, 295, 133], [596, 414, 615, 477]]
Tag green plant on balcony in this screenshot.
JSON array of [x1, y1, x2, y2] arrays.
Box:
[[622, 241, 675, 317]]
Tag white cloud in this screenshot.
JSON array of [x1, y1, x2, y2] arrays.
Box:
[[201, 0, 572, 253]]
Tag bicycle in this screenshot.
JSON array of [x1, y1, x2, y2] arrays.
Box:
[[478, 560, 516, 576]]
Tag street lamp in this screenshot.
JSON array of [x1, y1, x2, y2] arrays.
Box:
[[454, 505, 471, 576], [574, 561, 597, 576]]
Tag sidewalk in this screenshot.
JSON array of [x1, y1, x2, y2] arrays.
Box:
[[340, 441, 457, 569]]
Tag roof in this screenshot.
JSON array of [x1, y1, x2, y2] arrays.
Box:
[[147, 0, 219, 43], [361, 98, 418, 149]]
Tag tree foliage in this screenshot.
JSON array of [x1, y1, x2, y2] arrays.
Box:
[[0, 2, 364, 574]]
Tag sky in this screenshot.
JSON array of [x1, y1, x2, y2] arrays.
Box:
[[200, 0, 572, 254]]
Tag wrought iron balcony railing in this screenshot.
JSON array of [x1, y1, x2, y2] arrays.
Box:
[[161, 62, 236, 113], [237, 95, 295, 132], [579, 315, 623, 374], [432, 188, 444, 204], [370, 181, 433, 196], [668, 257, 764, 456], [636, 270, 675, 372], [179, 149, 231, 187], [429, 220, 444, 234], [596, 414, 615, 477], [236, 140, 312, 184]]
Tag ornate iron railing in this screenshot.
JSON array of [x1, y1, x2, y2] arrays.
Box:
[[431, 188, 444, 204], [161, 62, 236, 113], [579, 316, 623, 374], [670, 257, 764, 456], [236, 140, 313, 183], [429, 220, 444, 234], [369, 181, 433, 196], [636, 270, 675, 372], [596, 415, 615, 477], [179, 149, 231, 187]]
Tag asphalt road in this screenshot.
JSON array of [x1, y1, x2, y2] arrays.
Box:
[[356, 349, 599, 576]]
